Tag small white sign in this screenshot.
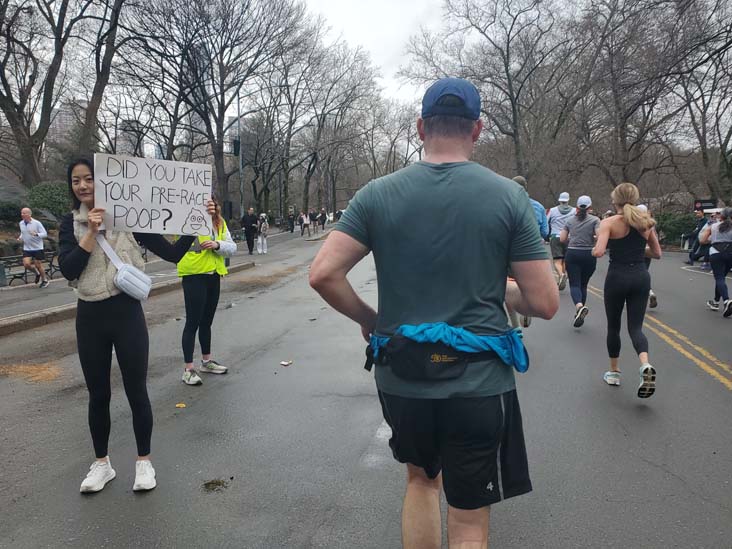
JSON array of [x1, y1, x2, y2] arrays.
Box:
[[94, 153, 213, 236]]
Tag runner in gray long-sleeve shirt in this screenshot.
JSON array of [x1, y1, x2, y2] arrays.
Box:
[[18, 207, 49, 287]]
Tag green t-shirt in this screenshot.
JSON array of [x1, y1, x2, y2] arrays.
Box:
[[336, 161, 548, 398]]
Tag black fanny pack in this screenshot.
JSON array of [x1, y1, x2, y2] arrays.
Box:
[[364, 335, 497, 381], [714, 242, 732, 253]]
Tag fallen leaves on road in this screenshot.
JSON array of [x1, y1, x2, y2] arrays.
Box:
[[280, 360, 293, 367], [0, 361, 61, 383], [175, 403, 186, 408]]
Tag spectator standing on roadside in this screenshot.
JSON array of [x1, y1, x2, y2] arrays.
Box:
[[310, 77, 558, 549], [257, 213, 269, 254], [241, 207, 258, 255], [178, 197, 236, 386], [512, 176, 548, 239], [59, 156, 199, 494], [319, 208, 327, 231], [288, 211, 295, 233], [18, 208, 49, 288], [301, 210, 311, 237], [547, 192, 575, 290], [310, 210, 319, 234]]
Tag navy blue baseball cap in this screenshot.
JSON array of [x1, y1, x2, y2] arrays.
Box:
[[421, 77, 481, 120]]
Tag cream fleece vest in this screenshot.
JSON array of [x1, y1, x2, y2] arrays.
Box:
[[72, 205, 145, 302]]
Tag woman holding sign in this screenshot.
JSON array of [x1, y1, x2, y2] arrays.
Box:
[[58, 156, 205, 494], [178, 197, 237, 386]]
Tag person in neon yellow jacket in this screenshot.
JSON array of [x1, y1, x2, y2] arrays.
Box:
[[177, 198, 237, 386]]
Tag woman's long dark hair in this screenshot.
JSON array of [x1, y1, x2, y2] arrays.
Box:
[[719, 207, 732, 233], [576, 207, 588, 221], [66, 156, 94, 210]]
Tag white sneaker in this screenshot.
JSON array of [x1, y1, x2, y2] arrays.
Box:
[[558, 273, 568, 291], [182, 369, 203, 385], [649, 291, 657, 309], [133, 460, 157, 491], [200, 359, 228, 374], [80, 459, 116, 493], [638, 363, 656, 399], [724, 300, 732, 318]]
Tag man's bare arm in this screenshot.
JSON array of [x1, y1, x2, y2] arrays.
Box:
[[506, 259, 559, 320], [309, 231, 377, 341]]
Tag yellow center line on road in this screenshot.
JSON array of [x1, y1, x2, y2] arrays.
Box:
[[586, 285, 732, 391]]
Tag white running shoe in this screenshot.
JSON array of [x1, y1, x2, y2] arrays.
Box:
[[603, 371, 621, 386], [133, 460, 157, 491], [724, 300, 732, 318], [706, 300, 720, 311], [182, 369, 203, 385], [200, 359, 228, 374], [638, 364, 656, 398], [80, 459, 116, 493], [573, 306, 589, 328], [649, 291, 657, 309]]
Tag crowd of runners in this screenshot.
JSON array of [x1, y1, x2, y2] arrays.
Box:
[[13, 75, 730, 548]]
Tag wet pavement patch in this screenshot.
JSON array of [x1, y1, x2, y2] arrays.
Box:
[[201, 477, 233, 493], [0, 361, 61, 382]]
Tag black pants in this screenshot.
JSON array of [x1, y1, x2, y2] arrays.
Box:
[[182, 274, 221, 363], [565, 249, 596, 306], [76, 294, 152, 458], [711, 252, 732, 301], [244, 230, 255, 254], [604, 264, 650, 358]]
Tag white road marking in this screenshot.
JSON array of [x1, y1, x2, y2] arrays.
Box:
[[359, 420, 393, 469]]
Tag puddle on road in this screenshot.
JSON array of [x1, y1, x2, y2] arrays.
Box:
[[201, 477, 233, 493], [0, 361, 61, 382]]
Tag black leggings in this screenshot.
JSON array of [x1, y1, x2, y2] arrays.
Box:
[[76, 294, 152, 458], [182, 274, 221, 363], [604, 265, 650, 358], [565, 249, 596, 306], [711, 252, 732, 301]]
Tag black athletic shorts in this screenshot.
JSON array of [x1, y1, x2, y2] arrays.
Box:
[[22, 250, 44, 260], [378, 389, 532, 510], [549, 236, 567, 259]]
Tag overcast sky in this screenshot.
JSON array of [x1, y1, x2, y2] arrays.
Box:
[[305, 0, 444, 102]]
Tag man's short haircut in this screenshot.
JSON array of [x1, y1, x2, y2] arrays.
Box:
[[422, 96, 476, 138], [512, 176, 527, 189]]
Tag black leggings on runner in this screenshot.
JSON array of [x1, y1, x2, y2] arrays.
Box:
[[604, 264, 650, 358], [76, 293, 152, 458], [182, 274, 221, 363], [711, 251, 732, 301], [565, 249, 596, 306]]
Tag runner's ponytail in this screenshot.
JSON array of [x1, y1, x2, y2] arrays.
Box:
[[611, 183, 655, 232]]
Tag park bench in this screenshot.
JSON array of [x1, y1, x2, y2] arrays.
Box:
[[0, 251, 60, 287]]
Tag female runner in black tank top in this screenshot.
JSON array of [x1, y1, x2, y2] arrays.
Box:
[[592, 183, 662, 398]]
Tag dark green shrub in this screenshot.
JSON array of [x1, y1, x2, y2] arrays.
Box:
[[655, 212, 697, 244], [0, 200, 21, 226], [28, 182, 70, 220]]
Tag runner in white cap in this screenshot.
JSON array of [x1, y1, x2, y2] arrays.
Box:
[[547, 192, 575, 289]]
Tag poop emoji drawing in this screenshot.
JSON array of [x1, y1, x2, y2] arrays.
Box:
[[181, 208, 211, 235]]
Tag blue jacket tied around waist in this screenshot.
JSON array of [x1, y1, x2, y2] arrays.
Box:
[[370, 322, 530, 373]]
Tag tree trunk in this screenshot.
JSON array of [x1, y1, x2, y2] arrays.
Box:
[[302, 152, 318, 213]]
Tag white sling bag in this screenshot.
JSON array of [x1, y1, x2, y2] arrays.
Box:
[[95, 234, 152, 301]]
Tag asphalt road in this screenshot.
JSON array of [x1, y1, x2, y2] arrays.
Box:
[[0, 242, 730, 549]]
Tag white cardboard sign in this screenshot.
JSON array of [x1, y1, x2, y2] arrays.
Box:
[[94, 153, 213, 236]]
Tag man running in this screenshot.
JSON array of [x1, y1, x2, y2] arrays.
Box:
[[18, 207, 49, 288], [685, 208, 707, 266], [310, 77, 558, 548], [547, 192, 575, 290]]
